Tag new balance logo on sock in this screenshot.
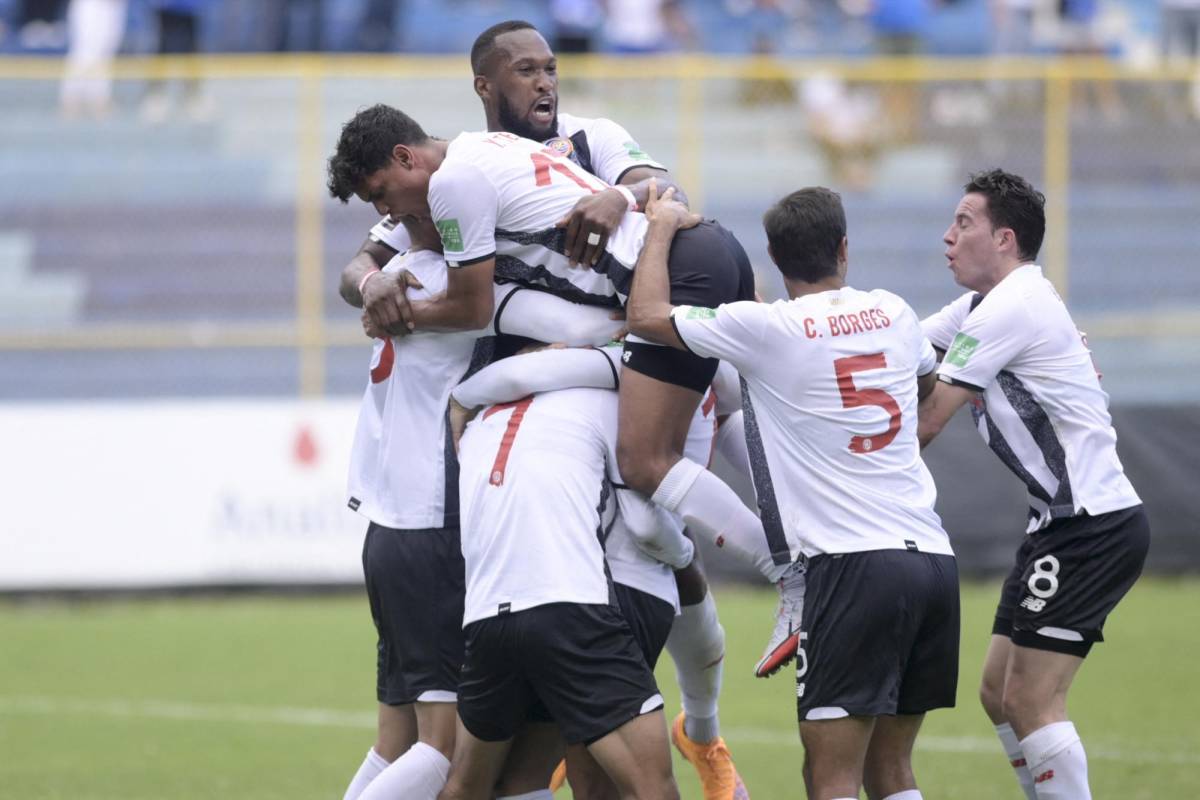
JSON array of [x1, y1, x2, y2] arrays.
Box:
[[1010, 758, 1027, 768], [1034, 769, 1055, 784]]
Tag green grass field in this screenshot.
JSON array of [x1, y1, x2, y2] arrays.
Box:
[[1, 578, 1197, 799]]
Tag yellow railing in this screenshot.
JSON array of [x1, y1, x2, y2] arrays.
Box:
[[1, 54, 1197, 395]]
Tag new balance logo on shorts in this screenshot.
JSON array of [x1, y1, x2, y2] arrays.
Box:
[[1020, 596, 1047, 612]]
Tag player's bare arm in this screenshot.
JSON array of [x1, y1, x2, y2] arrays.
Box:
[[395, 257, 496, 335], [625, 182, 700, 350], [917, 380, 975, 448], [559, 167, 687, 267], [917, 369, 939, 401], [339, 237, 397, 308]]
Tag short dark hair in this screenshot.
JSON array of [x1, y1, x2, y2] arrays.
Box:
[[964, 169, 1046, 261], [327, 104, 428, 202], [762, 187, 846, 282], [470, 20, 537, 75]]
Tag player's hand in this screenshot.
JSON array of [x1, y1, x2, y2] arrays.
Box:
[[448, 397, 478, 454], [364, 269, 423, 337], [361, 310, 384, 339], [556, 189, 628, 267], [643, 179, 701, 232]]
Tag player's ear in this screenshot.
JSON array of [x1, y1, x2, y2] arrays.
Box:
[[837, 236, 848, 266], [391, 144, 414, 169], [473, 74, 490, 101]]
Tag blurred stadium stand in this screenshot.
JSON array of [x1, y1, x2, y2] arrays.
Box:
[[1, 1, 1198, 583]]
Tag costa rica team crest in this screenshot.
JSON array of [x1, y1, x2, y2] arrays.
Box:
[[544, 137, 574, 158]]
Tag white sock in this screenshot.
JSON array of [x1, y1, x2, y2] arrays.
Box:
[[881, 791, 923, 800], [996, 722, 1038, 800], [343, 748, 390, 800], [497, 792, 554, 800], [357, 741, 450, 800], [652, 459, 784, 582], [664, 589, 724, 741], [1020, 721, 1090, 800]]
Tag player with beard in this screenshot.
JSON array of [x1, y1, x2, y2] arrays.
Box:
[[335, 21, 750, 800]]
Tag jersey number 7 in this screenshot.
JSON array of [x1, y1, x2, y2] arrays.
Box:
[[834, 353, 901, 454]]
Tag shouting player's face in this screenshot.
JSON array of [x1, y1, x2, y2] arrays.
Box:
[[490, 29, 559, 142], [943, 192, 1007, 293]]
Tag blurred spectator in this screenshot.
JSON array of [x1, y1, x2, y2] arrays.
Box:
[[17, 0, 67, 48], [551, 0, 603, 53], [1057, 0, 1124, 121], [992, 0, 1042, 55], [802, 72, 882, 190], [603, 0, 694, 52], [140, 0, 214, 123], [217, 0, 287, 51], [59, 0, 128, 118], [1161, 0, 1200, 61], [356, 0, 399, 52], [870, 0, 930, 55]]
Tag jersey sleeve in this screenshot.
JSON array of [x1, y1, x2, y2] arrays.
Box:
[[428, 160, 498, 267], [936, 291, 1034, 392], [451, 346, 621, 409], [368, 216, 412, 253], [920, 292, 974, 351], [669, 301, 768, 369], [585, 117, 667, 185], [493, 285, 624, 346]]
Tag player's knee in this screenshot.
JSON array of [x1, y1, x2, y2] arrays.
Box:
[[1000, 687, 1037, 730], [616, 442, 670, 495], [979, 677, 1006, 723]]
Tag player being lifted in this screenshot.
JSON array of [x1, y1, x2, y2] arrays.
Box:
[[626, 182, 960, 800]]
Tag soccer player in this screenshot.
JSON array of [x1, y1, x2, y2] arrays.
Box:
[[340, 217, 620, 800], [918, 169, 1150, 800], [327, 95, 759, 797], [627, 183, 960, 800], [440, 379, 680, 800]]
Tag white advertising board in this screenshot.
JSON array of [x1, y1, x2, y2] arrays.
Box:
[[0, 399, 367, 590]]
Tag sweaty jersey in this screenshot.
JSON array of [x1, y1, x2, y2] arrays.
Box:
[[458, 387, 619, 626], [922, 264, 1141, 532], [671, 289, 952, 559], [347, 249, 478, 529], [368, 112, 664, 256]]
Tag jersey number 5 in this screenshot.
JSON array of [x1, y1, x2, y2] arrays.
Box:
[[834, 353, 901, 454]]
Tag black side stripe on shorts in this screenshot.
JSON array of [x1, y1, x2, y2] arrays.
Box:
[[996, 371, 1075, 518], [740, 377, 792, 566]]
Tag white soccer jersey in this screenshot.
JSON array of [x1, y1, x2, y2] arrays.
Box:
[[458, 387, 618, 626], [671, 289, 952, 559], [368, 112, 665, 254], [346, 249, 479, 529], [428, 131, 650, 307], [452, 344, 715, 611], [922, 264, 1141, 532]]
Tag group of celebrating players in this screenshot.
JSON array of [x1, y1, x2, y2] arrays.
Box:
[[326, 20, 1150, 800]]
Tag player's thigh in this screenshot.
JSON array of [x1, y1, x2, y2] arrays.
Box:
[[615, 368, 704, 490], [440, 717, 513, 800], [799, 715, 875, 796], [585, 709, 677, 799], [1004, 645, 1084, 719], [565, 742, 620, 800], [493, 721, 565, 797]]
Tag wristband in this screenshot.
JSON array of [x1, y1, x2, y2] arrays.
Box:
[[357, 268, 381, 297], [614, 184, 638, 212]]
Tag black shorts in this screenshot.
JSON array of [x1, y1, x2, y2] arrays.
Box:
[[363, 522, 465, 705], [623, 220, 756, 394], [614, 582, 676, 670], [457, 602, 663, 746], [797, 550, 960, 721], [993, 505, 1150, 658]]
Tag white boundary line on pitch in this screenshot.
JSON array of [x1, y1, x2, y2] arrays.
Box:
[[2, 696, 1197, 767]]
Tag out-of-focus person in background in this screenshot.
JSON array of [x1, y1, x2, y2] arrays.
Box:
[[140, 0, 214, 123], [869, 0, 931, 140], [802, 72, 882, 190], [603, 0, 695, 52], [551, 0, 604, 53], [59, 0, 128, 118], [16, 0, 68, 49], [1160, 0, 1200, 120]]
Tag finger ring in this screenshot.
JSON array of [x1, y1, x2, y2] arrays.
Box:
[[586, 231, 602, 246]]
